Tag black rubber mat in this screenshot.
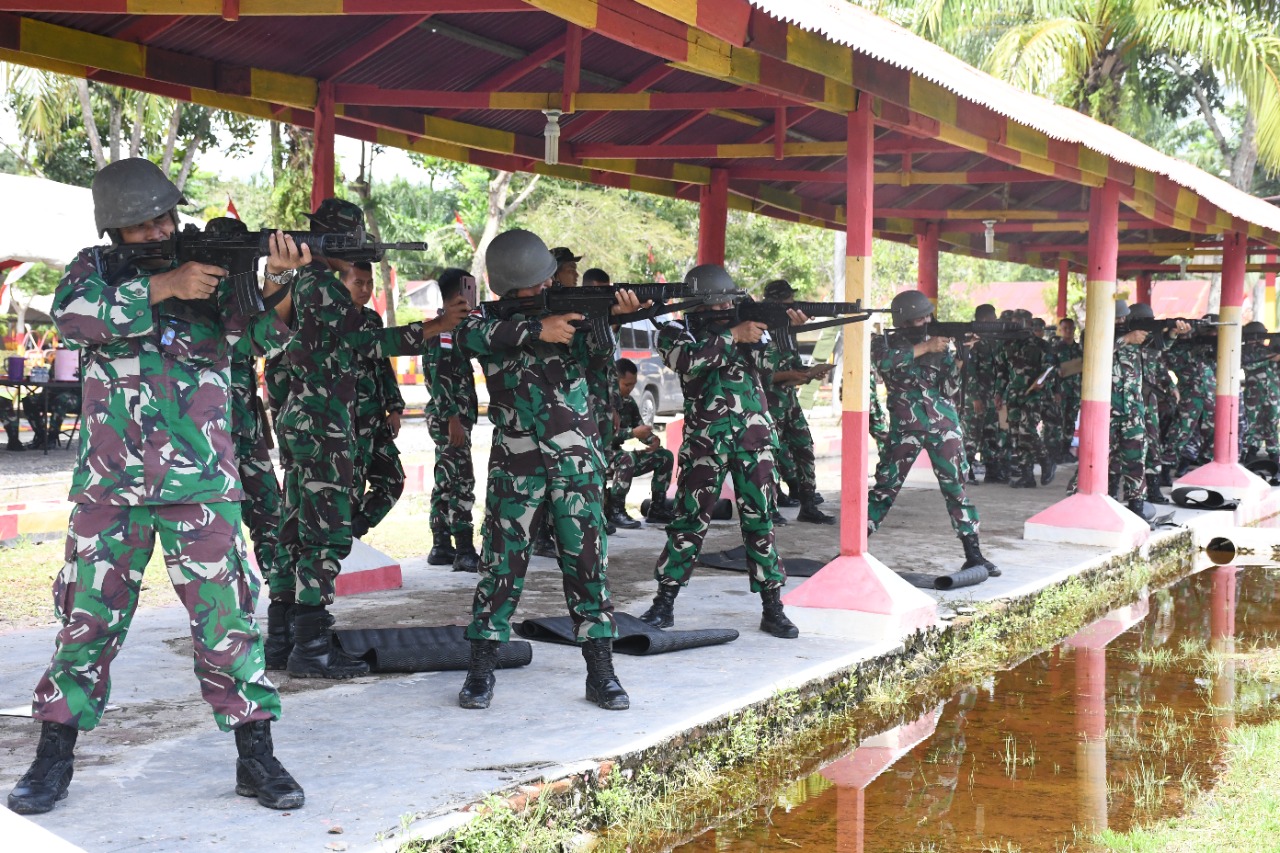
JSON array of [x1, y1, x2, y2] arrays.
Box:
[[515, 612, 738, 655], [895, 568, 989, 590], [698, 544, 829, 577], [333, 626, 533, 673], [1171, 487, 1239, 511]]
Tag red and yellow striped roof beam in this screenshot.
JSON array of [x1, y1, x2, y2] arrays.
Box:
[[0, 2, 534, 13]]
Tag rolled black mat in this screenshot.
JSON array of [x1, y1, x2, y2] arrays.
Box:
[[697, 544, 829, 577], [333, 626, 533, 673], [515, 612, 738, 656], [895, 569, 990, 590], [1171, 487, 1239, 511]]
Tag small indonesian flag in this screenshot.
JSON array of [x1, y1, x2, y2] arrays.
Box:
[[226, 195, 241, 220], [453, 211, 476, 249]]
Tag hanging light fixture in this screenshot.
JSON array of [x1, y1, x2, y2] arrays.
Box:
[[542, 109, 563, 166], [1179, 256, 1188, 277], [982, 219, 998, 255]]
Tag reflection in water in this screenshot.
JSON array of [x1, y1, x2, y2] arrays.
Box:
[[676, 566, 1280, 852]]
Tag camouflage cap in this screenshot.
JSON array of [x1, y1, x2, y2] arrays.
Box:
[[307, 198, 365, 234], [551, 247, 582, 264]]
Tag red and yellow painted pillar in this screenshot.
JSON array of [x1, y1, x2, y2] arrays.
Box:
[[1135, 271, 1151, 305], [311, 80, 336, 211], [783, 96, 936, 638], [697, 168, 728, 265], [916, 221, 939, 304], [1265, 253, 1277, 331], [1176, 230, 1270, 501], [1025, 182, 1149, 546]]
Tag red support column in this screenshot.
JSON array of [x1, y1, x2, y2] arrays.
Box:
[[311, 81, 336, 212], [916, 221, 939, 303], [696, 168, 728, 265], [1176, 230, 1270, 502], [783, 96, 936, 639], [1057, 258, 1069, 318], [1135, 271, 1151, 304], [1025, 182, 1149, 546]]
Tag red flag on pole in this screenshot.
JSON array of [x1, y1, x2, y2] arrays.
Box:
[[226, 195, 241, 220], [454, 210, 476, 249]]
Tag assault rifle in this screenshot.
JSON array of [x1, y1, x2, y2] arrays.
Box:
[[888, 320, 1032, 344], [1125, 316, 1235, 334], [689, 299, 887, 352], [99, 221, 428, 319], [478, 283, 705, 349]]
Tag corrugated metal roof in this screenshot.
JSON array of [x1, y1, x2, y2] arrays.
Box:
[[748, 0, 1280, 232]]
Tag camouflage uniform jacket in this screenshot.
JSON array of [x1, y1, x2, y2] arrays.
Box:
[[53, 247, 290, 506], [1165, 337, 1215, 398], [611, 394, 645, 450], [871, 334, 962, 433], [758, 335, 802, 415], [964, 336, 1002, 397], [1137, 335, 1176, 403], [1111, 339, 1145, 416], [997, 335, 1049, 400], [1053, 339, 1084, 384], [278, 264, 427, 448], [658, 319, 774, 455], [423, 329, 478, 426], [230, 355, 263, 442], [455, 309, 609, 478], [353, 306, 405, 436]]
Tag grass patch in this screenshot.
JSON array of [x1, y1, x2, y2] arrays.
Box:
[[1095, 720, 1280, 852]]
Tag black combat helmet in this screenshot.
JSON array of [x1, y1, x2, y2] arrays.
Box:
[[1244, 321, 1267, 336], [762, 279, 795, 301], [1128, 303, 1154, 321], [91, 157, 187, 238], [890, 290, 934, 327], [685, 264, 738, 306], [1114, 298, 1131, 320], [204, 216, 248, 235]]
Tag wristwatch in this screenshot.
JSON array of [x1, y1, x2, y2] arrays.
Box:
[[264, 268, 298, 286]]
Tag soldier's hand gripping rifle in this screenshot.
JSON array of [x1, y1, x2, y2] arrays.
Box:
[[690, 299, 889, 352], [478, 283, 700, 349], [100, 221, 428, 320], [1126, 316, 1236, 334]]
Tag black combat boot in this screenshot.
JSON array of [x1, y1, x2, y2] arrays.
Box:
[[1010, 463, 1037, 488], [1127, 498, 1150, 520], [5, 423, 24, 452], [1160, 464, 1175, 488], [645, 498, 675, 524], [1146, 474, 1169, 504], [427, 527, 455, 566], [984, 461, 1010, 484], [1039, 456, 1057, 486], [264, 598, 295, 671], [24, 421, 48, 450], [638, 583, 679, 629], [7, 721, 78, 815], [960, 533, 1001, 577], [458, 639, 499, 709], [770, 509, 789, 526], [452, 532, 480, 573], [610, 507, 642, 530], [760, 587, 799, 639], [776, 482, 800, 508], [532, 520, 557, 559], [795, 487, 835, 524], [233, 720, 304, 810], [581, 638, 630, 710], [286, 605, 370, 679]]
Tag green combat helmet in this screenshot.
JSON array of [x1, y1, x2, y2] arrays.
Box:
[[890, 289, 933, 327], [486, 229, 558, 297], [91, 157, 187, 238], [685, 264, 737, 306]]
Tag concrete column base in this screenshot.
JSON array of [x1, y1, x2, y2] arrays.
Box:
[[335, 538, 403, 596], [782, 552, 938, 641], [1023, 493, 1149, 548], [1174, 461, 1270, 504]]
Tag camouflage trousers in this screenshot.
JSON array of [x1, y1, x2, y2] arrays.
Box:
[[32, 502, 280, 732], [1163, 392, 1215, 465], [465, 471, 616, 644], [608, 447, 674, 506], [1060, 382, 1082, 454], [654, 447, 785, 593], [1042, 391, 1064, 458], [278, 424, 355, 607], [1006, 395, 1045, 468], [771, 403, 817, 492], [869, 386, 890, 460], [428, 415, 476, 539], [353, 424, 405, 531], [869, 426, 979, 537], [962, 397, 1003, 469], [236, 430, 287, 601], [1108, 404, 1147, 501], [1241, 383, 1279, 457], [1143, 393, 1164, 476]]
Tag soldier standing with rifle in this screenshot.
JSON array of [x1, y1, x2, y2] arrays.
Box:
[[424, 268, 481, 573], [274, 199, 469, 679], [8, 158, 304, 814], [454, 229, 636, 712], [998, 309, 1056, 489], [868, 290, 999, 576], [962, 304, 1006, 484], [637, 265, 805, 638], [1053, 317, 1084, 462]]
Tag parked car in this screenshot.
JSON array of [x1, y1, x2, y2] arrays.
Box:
[[617, 319, 683, 424]]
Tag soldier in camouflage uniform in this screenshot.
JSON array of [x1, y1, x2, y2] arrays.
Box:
[[1127, 303, 1179, 503], [869, 369, 890, 461], [8, 159, 304, 816], [997, 309, 1056, 489], [343, 261, 407, 537], [1052, 318, 1084, 462], [758, 279, 835, 524], [962, 304, 1007, 483], [869, 290, 998, 576], [1104, 301, 1153, 513], [1163, 320, 1218, 476], [454, 229, 632, 712], [230, 351, 285, 602], [637, 265, 804, 638], [423, 268, 480, 572], [607, 358, 675, 526], [1240, 321, 1280, 463], [274, 199, 469, 680]]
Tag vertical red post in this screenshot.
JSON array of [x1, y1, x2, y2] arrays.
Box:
[[311, 81, 336, 211], [1215, 231, 1246, 464], [1265, 252, 1277, 331], [916, 221, 939, 303], [697, 168, 728, 265], [1135, 271, 1151, 305], [1075, 183, 1120, 496], [561, 24, 582, 112], [1057, 258, 1069, 318]]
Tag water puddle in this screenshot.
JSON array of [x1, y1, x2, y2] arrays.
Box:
[[673, 564, 1280, 852]]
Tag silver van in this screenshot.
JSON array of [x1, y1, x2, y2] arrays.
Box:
[[617, 319, 683, 425]]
